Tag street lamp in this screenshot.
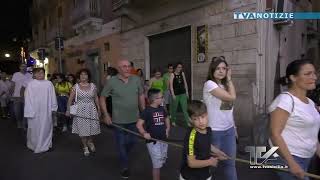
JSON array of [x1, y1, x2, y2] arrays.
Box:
[[4, 53, 10, 58]]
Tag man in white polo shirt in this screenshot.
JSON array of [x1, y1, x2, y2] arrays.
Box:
[[12, 63, 32, 129]]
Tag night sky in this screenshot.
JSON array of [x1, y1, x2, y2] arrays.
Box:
[[0, 0, 32, 58]]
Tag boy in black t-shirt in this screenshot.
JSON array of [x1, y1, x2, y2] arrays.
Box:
[[136, 88, 170, 180], [180, 100, 228, 180]]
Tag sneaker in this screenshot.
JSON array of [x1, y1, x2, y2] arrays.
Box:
[[87, 142, 96, 152], [120, 169, 129, 179], [83, 147, 90, 156]]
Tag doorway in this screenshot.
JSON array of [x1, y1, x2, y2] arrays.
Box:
[[148, 26, 192, 95]]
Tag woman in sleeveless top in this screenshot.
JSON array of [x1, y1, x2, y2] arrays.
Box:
[[66, 69, 101, 156], [169, 62, 190, 127], [149, 68, 165, 93]]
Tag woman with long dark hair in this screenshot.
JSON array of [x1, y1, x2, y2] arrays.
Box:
[[203, 56, 237, 180], [169, 62, 190, 127], [66, 69, 101, 156], [269, 59, 320, 180]]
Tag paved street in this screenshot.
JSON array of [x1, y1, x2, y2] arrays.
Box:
[[0, 117, 279, 180]]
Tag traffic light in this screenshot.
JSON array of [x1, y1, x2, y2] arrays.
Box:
[[37, 48, 46, 60]]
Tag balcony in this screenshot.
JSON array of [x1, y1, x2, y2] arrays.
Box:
[[112, 0, 169, 11], [307, 20, 320, 40], [71, 0, 103, 35], [112, 0, 130, 11]]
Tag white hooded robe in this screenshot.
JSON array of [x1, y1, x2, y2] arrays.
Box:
[[24, 79, 58, 153]]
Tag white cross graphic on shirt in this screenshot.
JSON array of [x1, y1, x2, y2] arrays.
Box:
[[153, 112, 164, 123]]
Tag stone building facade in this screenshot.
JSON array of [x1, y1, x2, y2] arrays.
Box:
[[29, 0, 121, 89], [29, 0, 320, 150], [115, 0, 320, 149]]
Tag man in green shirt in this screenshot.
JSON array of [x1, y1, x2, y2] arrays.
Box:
[[163, 64, 174, 114], [100, 60, 145, 179]]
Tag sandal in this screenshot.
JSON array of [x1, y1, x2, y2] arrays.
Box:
[[83, 147, 90, 156]]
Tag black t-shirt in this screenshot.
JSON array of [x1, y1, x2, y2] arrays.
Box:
[[173, 73, 186, 95], [140, 106, 167, 140], [180, 127, 212, 180]]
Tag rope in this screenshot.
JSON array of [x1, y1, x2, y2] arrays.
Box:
[[53, 111, 320, 179]]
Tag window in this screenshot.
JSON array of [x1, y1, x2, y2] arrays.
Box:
[[58, 6, 62, 18], [43, 19, 47, 30], [48, 16, 52, 27], [104, 42, 110, 51], [73, 0, 77, 8]]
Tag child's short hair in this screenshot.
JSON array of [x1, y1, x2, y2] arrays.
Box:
[[187, 100, 207, 117], [147, 88, 161, 103]]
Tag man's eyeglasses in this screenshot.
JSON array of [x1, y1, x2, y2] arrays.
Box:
[[156, 96, 164, 99], [121, 65, 132, 69]]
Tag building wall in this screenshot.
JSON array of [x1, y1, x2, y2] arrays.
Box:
[[265, 0, 315, 106], [62, 32, 121, 76], [119, 0, 259, 147], [29, 0, 120, 77]]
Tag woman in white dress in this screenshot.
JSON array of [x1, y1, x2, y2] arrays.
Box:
[[66, 69, 101, 156]]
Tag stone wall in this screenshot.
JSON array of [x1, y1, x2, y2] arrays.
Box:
[[120, 0, 259, 147]]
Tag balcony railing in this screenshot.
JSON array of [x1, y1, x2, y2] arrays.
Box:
[[112, 0, 130, 11], [71, 0, 102, 25]]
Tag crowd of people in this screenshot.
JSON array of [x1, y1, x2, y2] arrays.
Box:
[[1, 58, 319, 180]]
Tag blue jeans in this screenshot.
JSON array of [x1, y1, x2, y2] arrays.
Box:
[[13, 99, 26, 128], [275, 155, 311, 180], [211, 127, 238, 180], [113, 123, 137, 169], [57, 96, 69, 127]]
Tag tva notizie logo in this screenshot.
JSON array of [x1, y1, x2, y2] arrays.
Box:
[[245, 146, 288, 169]]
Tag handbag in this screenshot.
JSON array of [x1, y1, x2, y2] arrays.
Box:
[[70, 84, 78, 115]]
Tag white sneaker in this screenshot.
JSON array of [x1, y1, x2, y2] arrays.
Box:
[[83, 147, 90, 156]]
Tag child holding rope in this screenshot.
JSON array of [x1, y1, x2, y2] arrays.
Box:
[[136, 88, 170, 180], [180, 100, 228, 180]]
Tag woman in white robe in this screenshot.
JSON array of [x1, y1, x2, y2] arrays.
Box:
[[24, 68, 58, 153]]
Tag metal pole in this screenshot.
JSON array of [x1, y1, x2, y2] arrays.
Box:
[[58, 15, 63, 73]]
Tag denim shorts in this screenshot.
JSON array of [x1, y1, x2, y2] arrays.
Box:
[[164, 90, 171, 105], [146, 141, 168, 169]]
